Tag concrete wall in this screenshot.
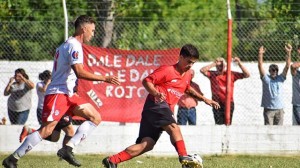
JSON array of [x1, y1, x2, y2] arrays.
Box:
[[1, 125, 300, 155]]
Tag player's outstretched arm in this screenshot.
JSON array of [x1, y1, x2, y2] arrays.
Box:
[[185, 87, 220, 109], [72, 64, 120, 85]]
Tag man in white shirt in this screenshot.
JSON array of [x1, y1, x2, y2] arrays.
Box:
[[2, 15, 120, 168]]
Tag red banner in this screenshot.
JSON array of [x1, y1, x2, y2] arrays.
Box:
[[77, 44, 179, 123]]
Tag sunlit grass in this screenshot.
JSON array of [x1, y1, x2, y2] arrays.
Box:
[[1, 154, 300, 168]]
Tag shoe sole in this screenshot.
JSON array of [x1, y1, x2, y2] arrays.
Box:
[[181, 160, 203, 168]]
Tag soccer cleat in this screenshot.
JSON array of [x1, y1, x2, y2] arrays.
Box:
[[19, 125, 32, 143], [179, 155, 203, 168], [57, 146, 81, 167], [2, 155, 18, 168], [102, 157, 117, 168]]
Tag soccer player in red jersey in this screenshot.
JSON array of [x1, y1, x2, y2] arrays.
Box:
[[102, 44, 220, 168]]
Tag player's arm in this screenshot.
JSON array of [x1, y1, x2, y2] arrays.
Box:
[[185, 87, 220, 109], [258, 46, 266, 78], [72, 64, 120, 85], [291, 47, 300, 76], [281, 44, 292, 77], [142, 79, 165, 102]]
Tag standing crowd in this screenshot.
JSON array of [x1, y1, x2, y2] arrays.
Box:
[[1, 14, 300, 168]]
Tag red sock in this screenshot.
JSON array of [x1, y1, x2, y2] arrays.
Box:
[[174, 140, 187, 156], [109, 150, 132, 164]]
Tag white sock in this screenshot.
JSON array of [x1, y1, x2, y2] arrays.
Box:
[[13, 131, 42, 159], [66, 121, 97, 148]]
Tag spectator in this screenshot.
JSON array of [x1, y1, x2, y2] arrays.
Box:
[[200, 57, 250, 125], [290, 45, 300, 125], [36, 70, 52, 125], [177, 69, 203, 125], [4, 68, 34, 125], [258, 44, 291, 125]]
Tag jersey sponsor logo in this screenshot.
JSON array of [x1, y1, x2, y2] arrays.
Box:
[[167, 88, 184, 98], [72, 51, 79, 60], [171, 79, 178, 83]]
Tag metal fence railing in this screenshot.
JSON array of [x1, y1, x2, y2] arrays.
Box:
[[0, 20, 299, 126]]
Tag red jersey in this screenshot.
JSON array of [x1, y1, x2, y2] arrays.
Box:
[[144, 65, 191, 112], [207, 71, 244, 104]]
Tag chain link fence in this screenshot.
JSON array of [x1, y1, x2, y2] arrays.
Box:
[[0, 20, 299, 126]]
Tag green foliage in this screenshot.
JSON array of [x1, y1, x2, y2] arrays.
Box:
[[0, 0, 300, 61]]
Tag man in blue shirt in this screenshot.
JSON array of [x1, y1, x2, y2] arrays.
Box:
[[258, 44, 292, 125]]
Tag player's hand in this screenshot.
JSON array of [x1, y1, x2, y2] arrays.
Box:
[[204, 99, 220, 109], [154, 92, 166, 103], [104, 76, 120, 85]]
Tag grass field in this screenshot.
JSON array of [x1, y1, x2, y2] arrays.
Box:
[[1, 154, 300, 168]]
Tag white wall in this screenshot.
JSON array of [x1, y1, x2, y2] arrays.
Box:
[[0, 61, 293, 126], [1, 125, 300, 155]]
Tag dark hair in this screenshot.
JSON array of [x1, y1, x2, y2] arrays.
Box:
[[74, 15, 95, 29], [39, 70, 51, 81], [269, 64, 279, 74], [179, 44, 199, 59], [15, 68, 29, 79]]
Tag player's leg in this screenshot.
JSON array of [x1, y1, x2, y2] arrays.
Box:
[[19, 125, 36, 143], [2, 121, 58, 168], [2, 94, 66, 167], [61, 103, 100, 148], [57, 95, 100, 167], [102, 113, 158, 168]]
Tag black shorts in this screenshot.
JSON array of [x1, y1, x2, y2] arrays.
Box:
[[136, 99, 176, 144]]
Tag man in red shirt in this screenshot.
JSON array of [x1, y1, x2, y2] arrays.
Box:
[[177, 69, 203, 125], [200, 57, 250, 125], [102, 44, 220, 168]]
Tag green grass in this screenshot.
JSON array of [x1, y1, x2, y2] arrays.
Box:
[[1, 154, 300, 168]]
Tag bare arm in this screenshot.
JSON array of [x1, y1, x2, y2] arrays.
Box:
[[38, 79, 51, 93], [281, 44, 292, 77], [72, 64, 120, 85], [291, 48, 300, 76], [200, 62, 216, 76], [4, 77, 14, 96], [15, 73, 35, 89], [233, 57, 250, 78], [258, 46, 266, 78], [185, 87, 220, 109], [142, 79, 166, 102]]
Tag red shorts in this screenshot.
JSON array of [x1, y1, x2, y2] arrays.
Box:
[[42, 94, 87, 122]]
